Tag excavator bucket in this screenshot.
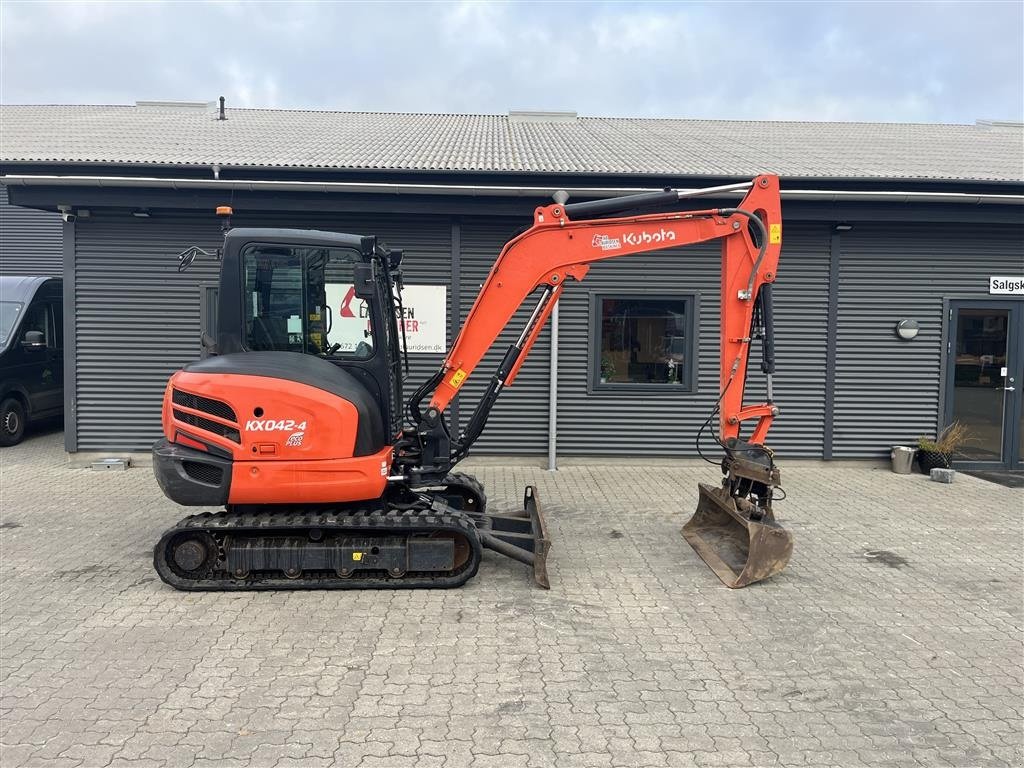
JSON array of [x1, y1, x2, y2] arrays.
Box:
[[683, 483, 793, 588]]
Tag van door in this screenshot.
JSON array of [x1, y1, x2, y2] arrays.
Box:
[[18, 300, 62, 416]]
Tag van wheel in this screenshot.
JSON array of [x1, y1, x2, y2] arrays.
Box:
[[0, 398, 26, 447]]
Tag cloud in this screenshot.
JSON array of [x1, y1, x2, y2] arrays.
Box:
[[0, 0, 1020, 123]]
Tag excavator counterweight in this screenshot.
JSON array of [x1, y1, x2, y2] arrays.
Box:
[[152, 176, 793, 591]]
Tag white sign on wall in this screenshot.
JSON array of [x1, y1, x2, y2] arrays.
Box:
[[324, 284, 447, 354], [989, 276, 1024, 295]]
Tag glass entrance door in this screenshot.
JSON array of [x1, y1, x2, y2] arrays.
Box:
[[946, 301, 1023, 469]]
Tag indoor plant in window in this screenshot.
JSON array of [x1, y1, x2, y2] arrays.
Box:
[[916, 422, 973, 473], [600, 355, 616, 384]]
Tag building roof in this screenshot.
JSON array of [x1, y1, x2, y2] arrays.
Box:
[[1, 103, 1021, 183]]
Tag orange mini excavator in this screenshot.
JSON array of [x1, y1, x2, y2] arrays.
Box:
[[153, 175, 793, 591]]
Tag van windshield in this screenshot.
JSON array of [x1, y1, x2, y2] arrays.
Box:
[[0, 302, 23, 348]]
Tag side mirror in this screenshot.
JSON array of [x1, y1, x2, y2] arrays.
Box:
[[21, 330, 45, 349]]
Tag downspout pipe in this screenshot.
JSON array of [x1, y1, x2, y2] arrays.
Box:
[[547, 299, 559, 472]]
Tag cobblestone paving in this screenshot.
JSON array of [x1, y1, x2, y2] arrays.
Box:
[[1, 430, 1022, 768]]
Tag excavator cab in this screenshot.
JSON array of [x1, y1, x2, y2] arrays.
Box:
[[212, 228, 406, 441]]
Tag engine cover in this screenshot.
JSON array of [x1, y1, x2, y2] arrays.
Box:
[[156, 351, 392, 505]]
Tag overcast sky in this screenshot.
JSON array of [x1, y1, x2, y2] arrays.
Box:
[[2, 1, 1021, 124]]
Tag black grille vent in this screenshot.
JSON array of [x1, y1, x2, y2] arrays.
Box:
[[172, 389, 237, 423], [182, 461, 224, 486], [173, 409, 241, 443]]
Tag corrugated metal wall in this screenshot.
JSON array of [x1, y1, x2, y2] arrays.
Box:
[[0, 185, 62, 276], [459, 218, 550, 454], [73, 215, 221, 449], [554, 225, 830, 457], [832, 222, 1024, 458], [743, 226, 831, 455], [69, 209, 1023, 459], [72, 210, 452, 450]]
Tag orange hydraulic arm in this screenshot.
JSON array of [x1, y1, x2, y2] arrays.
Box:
[[406, 175, 782, 476]]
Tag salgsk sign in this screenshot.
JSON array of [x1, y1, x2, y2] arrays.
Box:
[[989, 276, 1024, 295], [325, 284, 447, 353]]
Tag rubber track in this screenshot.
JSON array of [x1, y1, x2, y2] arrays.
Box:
[[153, 506, 482, 591], [438, 472, 488, 514]]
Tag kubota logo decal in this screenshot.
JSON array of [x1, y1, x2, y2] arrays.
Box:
[[592, 229, 677, 251]]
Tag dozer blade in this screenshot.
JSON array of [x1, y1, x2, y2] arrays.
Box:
[[473, 486, 551, 589], [683, 483, 793, 588]]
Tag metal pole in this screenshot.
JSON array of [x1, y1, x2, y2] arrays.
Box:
[[547, 298, 559, 472]]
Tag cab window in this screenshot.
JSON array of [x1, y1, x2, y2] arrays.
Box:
[[242, 245, 374, 359]]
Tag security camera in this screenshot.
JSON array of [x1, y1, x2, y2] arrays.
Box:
[[61, 212, 77, 223]]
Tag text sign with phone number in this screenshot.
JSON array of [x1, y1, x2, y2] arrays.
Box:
[[325, 284, 447, 353]]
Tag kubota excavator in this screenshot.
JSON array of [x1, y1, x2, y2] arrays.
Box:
[[152, 175, 793, 591]]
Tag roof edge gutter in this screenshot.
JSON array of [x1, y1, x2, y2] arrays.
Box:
[[2, 174, 1023, 206]]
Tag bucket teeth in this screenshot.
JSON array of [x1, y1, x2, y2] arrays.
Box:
[[683, 483, 793, 588]]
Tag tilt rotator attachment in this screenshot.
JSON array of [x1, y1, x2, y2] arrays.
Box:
[[684, 442, 793, 589], [683, 283, 793, 588]]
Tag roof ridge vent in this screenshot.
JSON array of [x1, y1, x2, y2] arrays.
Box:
[[136, 100, 215, 112], [508, 110, 578, 124], [975, 119, 1024, 130]]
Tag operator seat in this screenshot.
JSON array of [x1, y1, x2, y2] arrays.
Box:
[[250, 316, 288, 351]]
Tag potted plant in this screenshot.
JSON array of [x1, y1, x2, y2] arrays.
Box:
[[916, 422, 973, 473], [600, 355, 616, 384]]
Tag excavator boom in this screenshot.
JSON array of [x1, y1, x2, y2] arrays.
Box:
[[401, 175, 791, 587]]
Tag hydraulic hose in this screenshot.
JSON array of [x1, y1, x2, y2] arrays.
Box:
[[718, 208, 769, 300]]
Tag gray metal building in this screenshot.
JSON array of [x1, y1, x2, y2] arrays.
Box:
[[0, 185, 62, 275], [1, 103, 1022, 468]]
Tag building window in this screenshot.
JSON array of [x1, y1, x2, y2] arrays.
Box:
[[591, 294, 696, 391]]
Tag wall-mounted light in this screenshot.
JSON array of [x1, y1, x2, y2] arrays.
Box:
[[132, 209, 151, 218], [895, 319, 920, 341], [834, 223, 853, 232]]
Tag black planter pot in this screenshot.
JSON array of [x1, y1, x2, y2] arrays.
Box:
[[917, 450, 951, 473]]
